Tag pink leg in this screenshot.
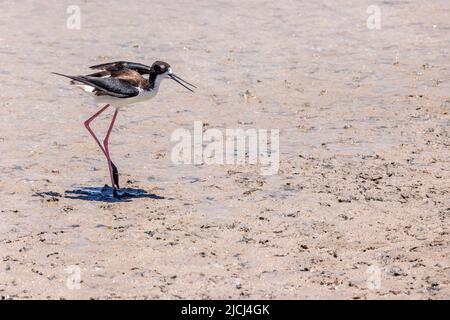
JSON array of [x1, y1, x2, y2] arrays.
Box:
[[84, 104, 110, 156], [84, 104, 120, 192], [103, 108, 119, 196]]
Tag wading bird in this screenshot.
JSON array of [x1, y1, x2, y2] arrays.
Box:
[[53, 61, 196, 198]]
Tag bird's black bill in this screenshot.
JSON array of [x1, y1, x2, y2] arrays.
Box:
[[169, 74, 196, 92], [171, 74, 197, 88]]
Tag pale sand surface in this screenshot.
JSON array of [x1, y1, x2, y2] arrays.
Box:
[[0, 0, 449, 299]]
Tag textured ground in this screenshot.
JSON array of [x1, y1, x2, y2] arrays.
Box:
[[0, 0, 449, 299]]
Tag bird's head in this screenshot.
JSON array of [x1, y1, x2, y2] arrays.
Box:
[[150, 61, 196, 92]]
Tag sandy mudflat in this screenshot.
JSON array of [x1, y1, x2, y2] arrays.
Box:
[[0, 0, 449, 299]]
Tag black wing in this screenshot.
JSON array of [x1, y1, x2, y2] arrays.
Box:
[[52, 72, 140, 98], [89, 61, 152, 75]]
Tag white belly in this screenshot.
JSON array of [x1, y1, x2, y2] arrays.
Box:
[[93, 89, 157, 109]]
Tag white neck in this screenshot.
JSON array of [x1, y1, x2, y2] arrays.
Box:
[[152, 74, 166, 93]]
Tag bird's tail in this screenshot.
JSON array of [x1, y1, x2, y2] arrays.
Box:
[[51, 72, 79, 81], [52, 72, 96, 93]]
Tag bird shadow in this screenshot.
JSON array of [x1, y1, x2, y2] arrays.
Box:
[[63, 185, 165, 203]]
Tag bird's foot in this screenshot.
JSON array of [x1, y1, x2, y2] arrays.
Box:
[[112, 188, 134, 198], [111, 162, 120, 189]]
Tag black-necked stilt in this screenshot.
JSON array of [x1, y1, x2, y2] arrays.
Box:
[[53, 61, 196, 198]]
